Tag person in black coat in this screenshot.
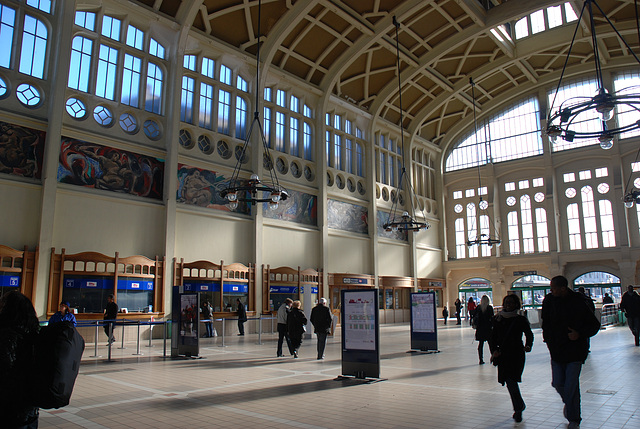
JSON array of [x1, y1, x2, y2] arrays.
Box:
[[310, 298, 332, 360], [489, 294, 533, 423], [287, 300, 307, 358], [236, 298, 247, 336], [454, 298, 462, 325], [0, 291, 40, 428], [474, 295, 494, 364]]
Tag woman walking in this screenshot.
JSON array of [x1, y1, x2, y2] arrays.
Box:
[[474, 295, 493, 364], [489, 294, 533, 423], [287, 300, 307, 358]]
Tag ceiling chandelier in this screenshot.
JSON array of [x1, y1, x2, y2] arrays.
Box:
[[466, 77, 500, 248], [382, 17, 429, 233], [219, 0, 288, 211], [545, 0, 640, 150]]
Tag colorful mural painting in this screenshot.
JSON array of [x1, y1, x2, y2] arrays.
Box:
[[0, 121, 46, 179], [177, 164, 250, 214], [262, 189, 317, 226], [57, 138, 164, 200], [327, 199, 368, 235], [377, 211, 408, 241]]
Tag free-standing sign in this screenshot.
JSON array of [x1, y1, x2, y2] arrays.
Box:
[[341, 289, 380, 379], [410, 292, 438, 352], [172, 289, 200, 357]]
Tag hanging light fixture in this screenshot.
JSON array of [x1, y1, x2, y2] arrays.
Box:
[[466, 77, 501, 248], [382, 17, 429, 233], [545, 0, 640, 150], [219, 0, 288, 211], [622, 140, 640, 208]]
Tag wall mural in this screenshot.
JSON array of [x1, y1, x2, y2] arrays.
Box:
[[377, 211, 408, 242], [58, 138, 164, 200], [0, 121, 46, 180], [263, 189, 317, 226], [327, 199, 368, 235], [177, 164, 250, 214]]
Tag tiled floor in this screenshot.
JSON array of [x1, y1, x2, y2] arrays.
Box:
[[40, 321, 640, 429]]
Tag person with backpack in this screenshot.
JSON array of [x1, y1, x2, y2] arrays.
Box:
[[103, 294, 118, 344], [0, 291, 40, 428], [48, 301, 77, 327]]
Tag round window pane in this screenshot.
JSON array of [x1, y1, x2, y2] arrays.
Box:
[[93, 105, 113, 126], [198, 135, 212, 154], [179, 129, 193, 148], [304, 165, 314, 181], [65, 97, 86, 119], [217, 140, 231, 159], [276, 157, 287, 174], [326, 172, 334, 186], [0, 77, 8, 98], [506, 196, 516, 206], [357, 181, 366, 195], [143, 119, 161, 140], [597, 183, 609, 194], [16, 83, 40, 106], [454, 203, 463, 213], [398, 192, 405, 206], [565, 187, 576, 198], [119, 113, 137, 133], [290, 162, 301, 178], [347, 178, 355, 192], [382, 187, 389, 201], [235, 145, 249, 164], [534, 192, 545, 202], [263, 153, 273, 170], [479, 200, 488, 210]]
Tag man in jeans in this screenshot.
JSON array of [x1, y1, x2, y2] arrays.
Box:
[[276, 298, 293, 357], [542, 276, 600, 429]]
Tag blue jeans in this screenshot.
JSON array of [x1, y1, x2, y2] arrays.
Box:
[[551, 360, 583, 424]]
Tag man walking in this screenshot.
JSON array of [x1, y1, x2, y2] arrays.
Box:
[[620, 285, 640, 346], [542, 276, 600, 429], [236, 298, 247, 336], [103, 294, 118, 344], [276, 298, 293, 357], [310, 298, 333, 360]]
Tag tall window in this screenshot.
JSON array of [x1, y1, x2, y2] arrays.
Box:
[[121, 54, 141, 107], [514, 3, 578, 40], [199, 83, 214, 130], [455, 218, 466, 259], [181, 76, 194, 123], [96, 45, 118, 100], [263, 106, 272, 147], [614, 71, 640, 140], [68, 36, 92, 92], [290, 117, 299, 157], [218, 89, 230, 135], [304, 123, 312, 161], [0, 5, 16, 68], [567, 203, 582, 250], [467, 203, 478, 258], [275, 111, 285, 152], [501, 177, 549, 255], [20, 15, 48, 78], [235, 96, 247, 139], [376, 134, 401, 185], [145, 63, 162, 114], [549, 79, 600, 151]]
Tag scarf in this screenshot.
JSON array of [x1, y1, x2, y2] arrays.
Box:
[[495, 309, 519, 321]]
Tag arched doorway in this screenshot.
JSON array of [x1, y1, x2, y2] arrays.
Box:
[[511, 275, 551, 309], [458, 278, 493, 319], [574, 272, 622, 304]]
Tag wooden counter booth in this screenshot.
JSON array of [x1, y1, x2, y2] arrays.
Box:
[[262, 265, 322, 314], [0, 244, 38, 302], [174, 259, 256, 335], [48, 249, 165, 343], [377, 276, 414, 323], [328, 273, 375, 325]]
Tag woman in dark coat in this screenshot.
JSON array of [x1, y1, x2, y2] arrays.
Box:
[[489, 294, 533, 423], [287, 300, 307, 358], [0, 291, 40, 428], [474, 295, 493, 364], [454, 298, 462, 324]]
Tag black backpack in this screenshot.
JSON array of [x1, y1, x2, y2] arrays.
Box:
[[31, 321, 85, 409]]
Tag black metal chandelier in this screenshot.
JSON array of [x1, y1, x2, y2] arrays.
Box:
[[219, 0, 288, 211], [466, 77, 501, 248], [545, 0, 640, 150], [382, 17, 429, 233]]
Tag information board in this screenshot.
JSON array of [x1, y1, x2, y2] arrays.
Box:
[[171, 288, 200, 357], [410, 292, 438, 351], [341, 289, 380, 379]]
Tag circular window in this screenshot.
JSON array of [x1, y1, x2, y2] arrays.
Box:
[[119, 113, 138, 133], [179, 129, 193, 149], [454, 203, 463, 213], [479, 199, 488, 210], [217, 140, 232, 159], [304, 165, 314, 181], [276, 157, 288, 174], [357, 181, 366, 195], [143, 119, 161, 140], [376, 185, 381, 199], [336, 175, 345, 189], [565, 187, 576, 198], [382, 187, 389, 201], [346, 178, 355, 192], [327, 172, 334, 186], [534, 192, 545, 203], [263, 153, 273, 170], [16, 83, 40, 106], [198, 135, 213, 154], [291, 162, 301, 178], [506, 196, 516, 206], [398, 192, 405, 206], [235, 145, 249, 164], [0, 76, 7, 98], [93, 105, 113, 126], [65, 97, 86, 119], [597, 183, 609, 194], [390, 190, 397, 203]]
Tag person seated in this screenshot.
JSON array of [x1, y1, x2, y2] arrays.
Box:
[[48, 301, 77, 326]]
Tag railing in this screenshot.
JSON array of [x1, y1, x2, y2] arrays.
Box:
[[600, 303, 619, 328]]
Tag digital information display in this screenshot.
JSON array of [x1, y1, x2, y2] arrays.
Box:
[[341, 289, 380, 379], [410, 292, 438, 352]]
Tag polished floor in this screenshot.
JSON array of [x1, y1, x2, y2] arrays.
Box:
[[40, 320, 640, 429]]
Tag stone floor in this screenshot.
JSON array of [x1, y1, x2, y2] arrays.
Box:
[[40, 321, 640, 428]]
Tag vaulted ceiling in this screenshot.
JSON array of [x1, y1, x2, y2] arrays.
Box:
[[131, 0, 640, 153]]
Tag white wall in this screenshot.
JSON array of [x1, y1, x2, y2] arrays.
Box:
[[263, 224, 321, 269], [378, 241, 410, 276], [0, 180, 42, 248], [327, 233, 371, 274]]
